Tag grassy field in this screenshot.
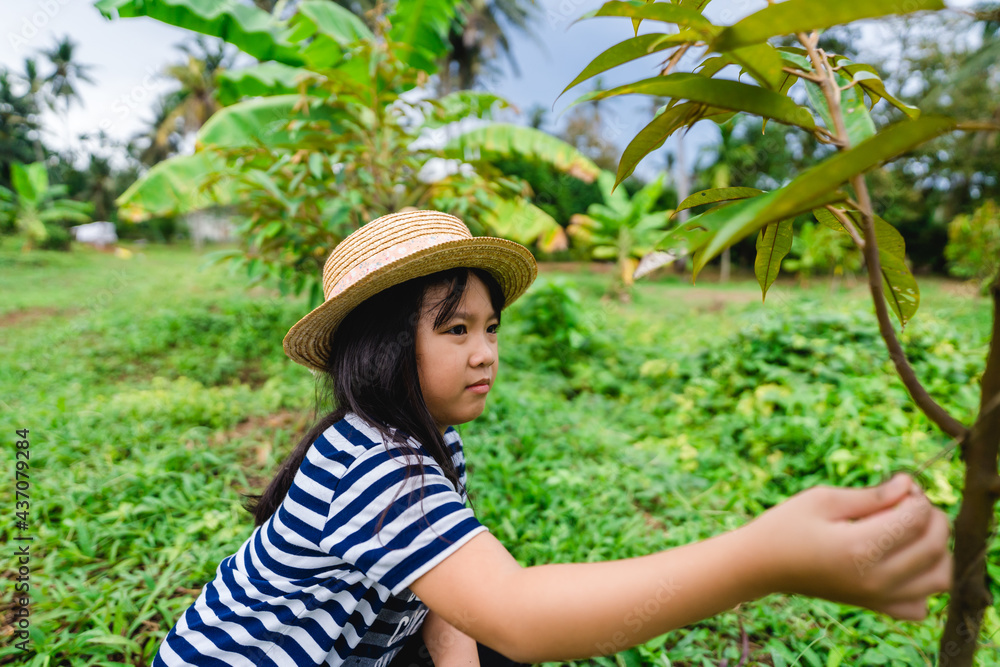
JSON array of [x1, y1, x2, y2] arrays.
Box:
[[1, 238, 997, 666]]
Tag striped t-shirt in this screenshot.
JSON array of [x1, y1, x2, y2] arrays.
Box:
[[153, 411, 489, 667]]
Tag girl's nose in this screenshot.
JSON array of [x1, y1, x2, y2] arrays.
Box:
[[472, 335, 496, 368]]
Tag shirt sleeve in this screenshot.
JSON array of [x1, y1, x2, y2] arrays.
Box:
[[319, 444, 489, 596]]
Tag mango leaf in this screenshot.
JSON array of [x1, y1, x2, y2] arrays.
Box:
[[839, 66, 921, 118], [616, 103, 731, 187], [216, 62, 320, 106], [813, 207, 849, 232], [574, 1, 715, 33], [697, 54, 733, 79], [694, 115, 959, 274], [674, 187, 763, 217], [712, 0, 946, 52], [778, 49, 875, 145], [559, 33, 696, 101], [754, 218, 794, 299], [115, 152, 238, 222], [727, 42, 786, 91], [387, 0, 463, 74], [654, 199, 745, 256], [196, 95, 347, 150], [95, 0, 304, 65], [443, 124, 602, 184], [849, 211, 920, 326], [567, 73, 818, 132]]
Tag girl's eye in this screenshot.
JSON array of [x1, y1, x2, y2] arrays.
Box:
[[445, 324, 500, 334], [488, 324, 500, 334], [447, 325, 466, 334]]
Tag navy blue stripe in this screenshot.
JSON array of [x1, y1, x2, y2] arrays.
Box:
[[382, 517, 485, 592], [180, 598, 283, 667]]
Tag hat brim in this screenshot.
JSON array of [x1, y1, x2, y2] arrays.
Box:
[[283, 236, 538, 373]]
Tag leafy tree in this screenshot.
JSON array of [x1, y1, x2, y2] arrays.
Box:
[[99, 0, 599, 306], [945, 199, 1000, 293], [567, 171, 671, 301], [0, 161, 93, 250], [137, 35, 236, 166], [562, 1, 1000, 664], [40, 36, 96, 114]]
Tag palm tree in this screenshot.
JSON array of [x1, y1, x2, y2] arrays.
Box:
[[41, 36, 95, 114], [0, 69, 42, 186], [136, 36, 235, 166], [437, 0, 543, 93]]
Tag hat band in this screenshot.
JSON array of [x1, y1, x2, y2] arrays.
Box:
[[330, 232, 466, 298]]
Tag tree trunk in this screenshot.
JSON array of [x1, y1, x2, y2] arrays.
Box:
[[720, 248, 730, 282], [938, 276, 1000, 666]]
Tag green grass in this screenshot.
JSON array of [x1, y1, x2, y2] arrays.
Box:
[[1, 239, 998, 666]]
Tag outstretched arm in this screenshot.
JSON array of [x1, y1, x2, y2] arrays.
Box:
[[411, 474, 951, 664]]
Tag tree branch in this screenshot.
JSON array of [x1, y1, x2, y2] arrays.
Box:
[[797, 29, 967, 439], [825, 205, 865, 250]]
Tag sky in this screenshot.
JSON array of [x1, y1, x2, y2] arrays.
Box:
[[0, 0, 982, 181]]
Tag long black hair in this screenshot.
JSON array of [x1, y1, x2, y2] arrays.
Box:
[[245, 266, 506, 529]]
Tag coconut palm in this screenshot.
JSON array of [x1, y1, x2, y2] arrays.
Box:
[[137, 36, 235, 166], [40, 36, 95, 114]]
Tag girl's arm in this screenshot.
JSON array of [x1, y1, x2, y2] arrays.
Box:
[[421, 609, 480, 667], [410, 473, 952, 664]]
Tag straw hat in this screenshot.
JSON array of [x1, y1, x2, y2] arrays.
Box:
[[283, 209, 538, 373]]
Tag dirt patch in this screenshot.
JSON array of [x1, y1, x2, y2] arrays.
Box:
[[209, 410, 313, 492], [0, 306, 77, 328]]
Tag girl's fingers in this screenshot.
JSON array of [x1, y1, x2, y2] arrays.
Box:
[[876, 597, 930, 622], [881, 513, 953, 596], [849, 492, 934, 565], [826, 473, 913, 522]]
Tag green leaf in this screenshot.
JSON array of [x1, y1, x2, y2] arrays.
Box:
[[422, 91, 511, 129], [559, 33, 695, 101], [712, 0, 946, 52], [574, 1, 715, 33], [444, 124, 602, 183], [567, 73, 818, 133], [728, 42, 786, 91], [615, 103, 731, 187], [755, 218, 793, 299], [115, 152, 237, 222], [216, 62, 318, 106], [813, 207, 848, 232], [293, 0, 373, 47], [674, 187, 764, 217], [849, 211, 920, 326], [694, 115, 960, 274], [842, 67, 921, 119], [196, 95, 346, 149], [386, 0, 463, 74], [95, 0, 304, 65]]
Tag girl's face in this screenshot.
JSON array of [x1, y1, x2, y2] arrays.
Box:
[[415, 273, 499, 435]]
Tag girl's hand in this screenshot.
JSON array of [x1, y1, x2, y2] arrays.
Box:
[[743, 473, 953, 621]]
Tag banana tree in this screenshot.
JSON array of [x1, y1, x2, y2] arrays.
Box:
[[567, 171, 672, 301], [0, 161, 93, 250], [562, 1, 999, 664], [97, 0, 599, 307]]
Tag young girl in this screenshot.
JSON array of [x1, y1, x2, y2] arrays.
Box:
[[153, 209, 952, 667]]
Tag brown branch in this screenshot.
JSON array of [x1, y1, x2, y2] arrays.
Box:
[[796, 29, 966, 438], [938, 275, 1000, 666], [825, 205, 865, 250], [781, 65, 823, 83], [660, 43, 691, 77], [851, 186, 967, 438]]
